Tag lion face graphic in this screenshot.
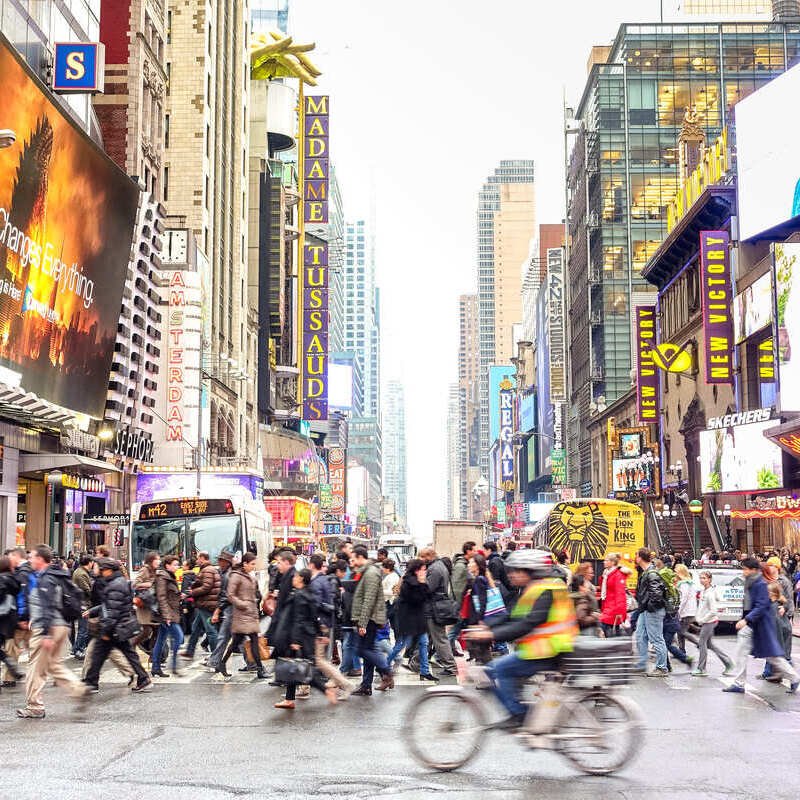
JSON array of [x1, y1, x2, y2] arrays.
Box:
[[548, 502, 610, 563]]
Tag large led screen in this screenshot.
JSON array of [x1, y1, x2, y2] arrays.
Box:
[[328, 363, 353, 410], [0, 35, 138, 417], [736, 62, 800, 240], [733, 272, 773, 344], [775, 243, 800, 411], [700, 420, 784, 493]]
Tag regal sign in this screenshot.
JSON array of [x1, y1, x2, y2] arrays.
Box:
[[634, 306, 659, 423], [499, 378, 515, 491], [700, 231, 733, 384]]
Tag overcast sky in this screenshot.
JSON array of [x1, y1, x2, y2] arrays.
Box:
[[290, 0, 667, 539]]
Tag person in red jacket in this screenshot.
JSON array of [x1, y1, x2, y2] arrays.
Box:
[[599, 553, 630, 637]]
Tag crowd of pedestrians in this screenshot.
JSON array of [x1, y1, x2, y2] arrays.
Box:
[[1, 537, 799, 720]]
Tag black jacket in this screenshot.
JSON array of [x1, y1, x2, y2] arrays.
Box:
[[290, 586, 321, 658], [395, 574, 430, 638], [218, 564, 232, 611], [487, 552, 511, 592], [490, 587, 554, 644], [0, 571, 20, 638], [89, 569, 140, 641], [275, 567, 296, 615], [636, 565, 665, 613]]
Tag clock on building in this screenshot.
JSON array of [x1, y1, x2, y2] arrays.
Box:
[[164, 229, 188, 263]]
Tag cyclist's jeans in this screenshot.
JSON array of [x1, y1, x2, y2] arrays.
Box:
[[485, 653, 559, 718]]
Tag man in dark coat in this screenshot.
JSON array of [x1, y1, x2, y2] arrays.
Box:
[[83, 559, 152, 693], [724, 557, 799, 694]]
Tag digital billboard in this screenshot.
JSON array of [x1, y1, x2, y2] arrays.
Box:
[[736, 62, 800, 240], [700, 419, 784, 493], [775, 243, 800, 410], [0, 35, 138, 418], [733, 271, 773, 344], [328, 362, 353, 410]]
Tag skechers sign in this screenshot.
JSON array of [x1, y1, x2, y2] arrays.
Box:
[[53, 42, 105, 93], [700, 231, 733, 384], [499, 378, 515, 491]]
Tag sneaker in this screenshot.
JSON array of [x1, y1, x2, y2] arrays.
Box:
[[16, 707, 45, 719], [755, 673, 767, 680], [83, 684, 100, 694], [438, 667, 457, 676], [722, 685, 745, 693], [420, 673, 440, 682], [690, 670, 708, 677], [132, 679, 153, 693], [787, 681, 799, 694], [646, 668, 669, 678]]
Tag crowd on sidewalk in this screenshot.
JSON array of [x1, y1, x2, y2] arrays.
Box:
[[1, 537, 798, 720]]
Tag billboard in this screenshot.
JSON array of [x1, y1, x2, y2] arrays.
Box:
[[547, 247, 567, 403], [0, 35, 138, 417], [700, 231, 733, 384], [736, 62, 800, 240], [775, 243, 800, 409], [634, 306, 659, 423], [733, 271, 773, 344], [135, 472, 264, 503], [535, 281, 554, 479], [488, 364, 515, 443], [328, 362, 353, 410], [700, 419, 784, 493]]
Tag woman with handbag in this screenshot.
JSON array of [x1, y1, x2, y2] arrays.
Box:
[[464, 554, 507, 663], [274, 568, 338, 709], [215, 553, 268, 679], [386, 559, 439, 682]]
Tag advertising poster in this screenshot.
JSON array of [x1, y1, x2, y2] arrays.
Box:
[[775, 243, 800, 409], [700, 231, 734, 384], [135, 472, 263, 503], [634, 306, 659, 423], [700, 420, 784, 493], [0, 35, 138, 417], [547, 247, 566, 403], [736, 62, 800, 240], [547, 499, 644, 569], [733, 271, 773, 344]]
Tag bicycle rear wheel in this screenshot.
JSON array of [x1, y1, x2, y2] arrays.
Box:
[[555, 691, 643, 775], [403, 689, 487, 772]]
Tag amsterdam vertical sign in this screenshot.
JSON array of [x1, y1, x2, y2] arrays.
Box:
[[635, 305, 659, 424], [302, 96, 330, 419], [700, 230, 733, 384]]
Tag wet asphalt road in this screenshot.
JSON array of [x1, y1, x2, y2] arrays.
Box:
[[1, 636, 798, 800]]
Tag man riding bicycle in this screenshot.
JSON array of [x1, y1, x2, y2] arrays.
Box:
[[468, 549, 578, 730]]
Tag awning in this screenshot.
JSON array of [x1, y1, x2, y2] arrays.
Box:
[[732, 509, 800, 520], [18, 454, 122, 479], [763, 418, 800, 459]]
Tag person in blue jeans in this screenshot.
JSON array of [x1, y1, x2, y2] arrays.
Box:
[[634, 549, 669, 677], [151, 556, 185, 678], [387, 559, 439, 682]]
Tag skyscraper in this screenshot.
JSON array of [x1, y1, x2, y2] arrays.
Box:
[[446, 383, 462, 519], [477, 161, 536, 475], [251, 0, 289, 32], [566, 20, 798, 494], [344, 220, 380, 418], [165, 0, 255, 464], [383, 380, 407, 526]]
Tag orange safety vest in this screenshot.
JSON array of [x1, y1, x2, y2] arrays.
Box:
[[513, 578, 578, 660]]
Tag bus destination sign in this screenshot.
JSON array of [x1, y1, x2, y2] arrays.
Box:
[[138, 499, 235, 521]]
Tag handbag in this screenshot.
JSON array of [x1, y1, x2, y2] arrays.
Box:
[[243, 635, 271, 662], [262, 594, 277, 616], [274, 656, 314, 684], [482, 585, 507, 618]]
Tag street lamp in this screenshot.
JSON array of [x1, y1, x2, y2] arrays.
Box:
[[655, 503, 676, 552], [716, 503, 733, 552], [688, 499, 703, 559]]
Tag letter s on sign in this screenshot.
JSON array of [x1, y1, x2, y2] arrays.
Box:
[[66, 51, 86, 80]]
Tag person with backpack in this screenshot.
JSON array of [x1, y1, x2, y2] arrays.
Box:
[[16, 545, 89, 718], [2, 547, 32, 687], [82, 558, 152, 693], [634, 548, 669, 678]]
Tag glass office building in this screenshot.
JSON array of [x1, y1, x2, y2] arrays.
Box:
[[567, 21, 800, 492], [252, 0, 289, 33]]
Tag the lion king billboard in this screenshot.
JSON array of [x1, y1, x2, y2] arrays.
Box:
[[0, 34, 138, 418], [547, 499, 644, 582]]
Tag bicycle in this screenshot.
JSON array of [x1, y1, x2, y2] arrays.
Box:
[[403, 636, 644, 775]]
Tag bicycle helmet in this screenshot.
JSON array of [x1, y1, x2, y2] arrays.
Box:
[[504, 549, 554, 575]]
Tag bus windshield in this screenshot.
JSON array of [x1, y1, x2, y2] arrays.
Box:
[[131, 514, 243, 569]]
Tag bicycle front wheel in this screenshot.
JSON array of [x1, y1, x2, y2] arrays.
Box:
[[555, 691, 644, 775], [403, 689, 487, 772]]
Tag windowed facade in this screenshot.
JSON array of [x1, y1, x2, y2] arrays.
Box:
[[567, 21, 800, 492]]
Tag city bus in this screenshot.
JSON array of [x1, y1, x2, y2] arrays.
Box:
[[531, 498, 645, 587], [377, 531, 417, 569], [130, 496, 273, 579]]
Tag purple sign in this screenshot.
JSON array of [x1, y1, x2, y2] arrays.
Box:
[[135, 472, 263, 503], [635, 305, 659, 423], [304, 96, 329, 224], [302, 242, 328, 420], [700, 230, 733, 384]]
